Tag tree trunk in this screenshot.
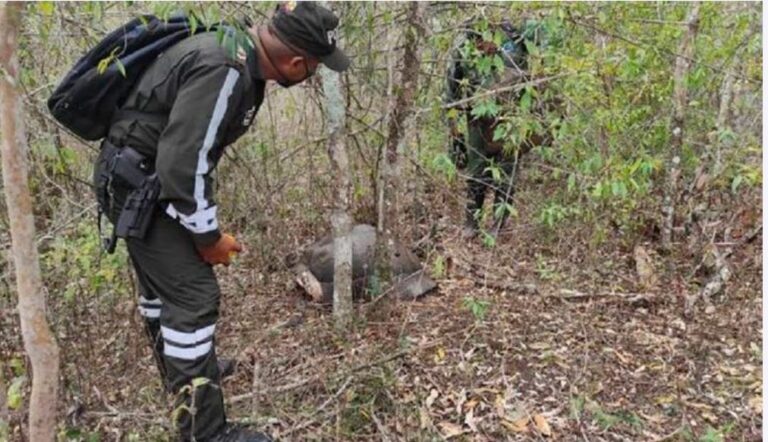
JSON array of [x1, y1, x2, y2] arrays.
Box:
[[374, 2, 427, 286], [319, 8, 353, 328], [0, 2, 61, 440], [713, 70, 734, 176], [661, 2, 701, 249], [0, 365, 7, 438]]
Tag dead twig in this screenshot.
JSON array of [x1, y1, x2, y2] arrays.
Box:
[[684, 224, 761, 317], [279, 376, 354, 436], [449, 249, 539, 295], [371, 409, 394, 442], [438, 74, 568, 111], [552, 289, 655, 305], [228, 341, 438, 404]]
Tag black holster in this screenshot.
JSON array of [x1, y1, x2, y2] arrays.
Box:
[[95, 140, 160, 253], [115, 173, 160, 240]]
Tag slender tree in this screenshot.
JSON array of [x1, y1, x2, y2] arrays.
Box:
[[374, 2, 427, 286], [661, 2, 701, 249], [319, 3, 353, 328], [0, 2, 61, 439], [712, 70, 734, 176]]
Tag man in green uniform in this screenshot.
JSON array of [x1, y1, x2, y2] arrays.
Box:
[[445, 20, 540, 239], [93, 3, 349, 440]]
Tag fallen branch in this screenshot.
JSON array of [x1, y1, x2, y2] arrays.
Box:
[[229, 341, 438, 405], [439, 73, 568, 111], [451, 250, 539, 295], [551, 289, 655, 305], [278, 376, 354, 436], [475, 279, 539, 295], [684, 224, 761, 318], [85, 410, 167, 427], [371, 409, 395, 442], [684, 247, 730, 318]]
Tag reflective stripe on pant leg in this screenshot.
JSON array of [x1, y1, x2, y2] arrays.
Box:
[[131, 256, 169, 388], [161, 324, 215, 360], [126, 213, 225, 440], [139, 295, 162, 319]]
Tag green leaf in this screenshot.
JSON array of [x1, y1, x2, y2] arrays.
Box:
[[699, 426, 724, 442], [492, 54, 505, 72], [115, 59, 127, 78], [432, 255, 445, 278], [520, 88, 532, 111], [567, 174, 576, 193], [97, 57, 109, 75], [492, 124, 506, 142], [591, 182, 604, 199], [494, 202, 517, 220], [38, 1, 54, 15], [485, 165, 502, 183], [7, 376, 26, 410], [717, 128, 736, 144], [481, 231, 496, 248], [191, 377, 211, 388], [9, 358, 24, 376], [189, 13, 198, 35], [476, 55, 494, 75], [731, 175, 743, 193], [431, 153, 457, 180]]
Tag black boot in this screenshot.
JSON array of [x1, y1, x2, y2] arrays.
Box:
[[462, 213, 479, 239], [491, 186, 515, 238], [218, 358, 236, 380], [463, 180, 485, 238], [209, 423, 274, 442]]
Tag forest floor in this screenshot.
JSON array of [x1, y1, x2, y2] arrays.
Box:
[[214, 220, 762, 442], [1, 190, 762, 442]]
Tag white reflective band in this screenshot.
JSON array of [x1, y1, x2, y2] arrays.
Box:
[[165, 203, 219, 234], [195, 68, 240, 211], [139, 306, 160, 319], [161, 324, 216, 345], [139, 296, 162, 306], [164, 341, 213, 360]]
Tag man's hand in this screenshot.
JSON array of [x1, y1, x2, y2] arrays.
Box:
[[197, 233, 243, 266]]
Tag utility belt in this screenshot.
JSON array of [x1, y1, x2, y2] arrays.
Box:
[[94, 140, 160, 254]]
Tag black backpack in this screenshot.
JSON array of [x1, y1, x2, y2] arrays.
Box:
[[47, 14, 216, 141]]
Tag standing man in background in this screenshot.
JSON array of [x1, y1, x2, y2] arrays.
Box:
[[445, 20, 549, 240]]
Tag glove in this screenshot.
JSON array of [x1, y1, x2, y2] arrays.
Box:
[[197, 233, 243, 266]]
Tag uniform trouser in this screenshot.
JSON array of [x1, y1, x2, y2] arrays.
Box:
[[465, 124, 518, 230], [123, 208, 226, 441], [95, 143, 225, 440]]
